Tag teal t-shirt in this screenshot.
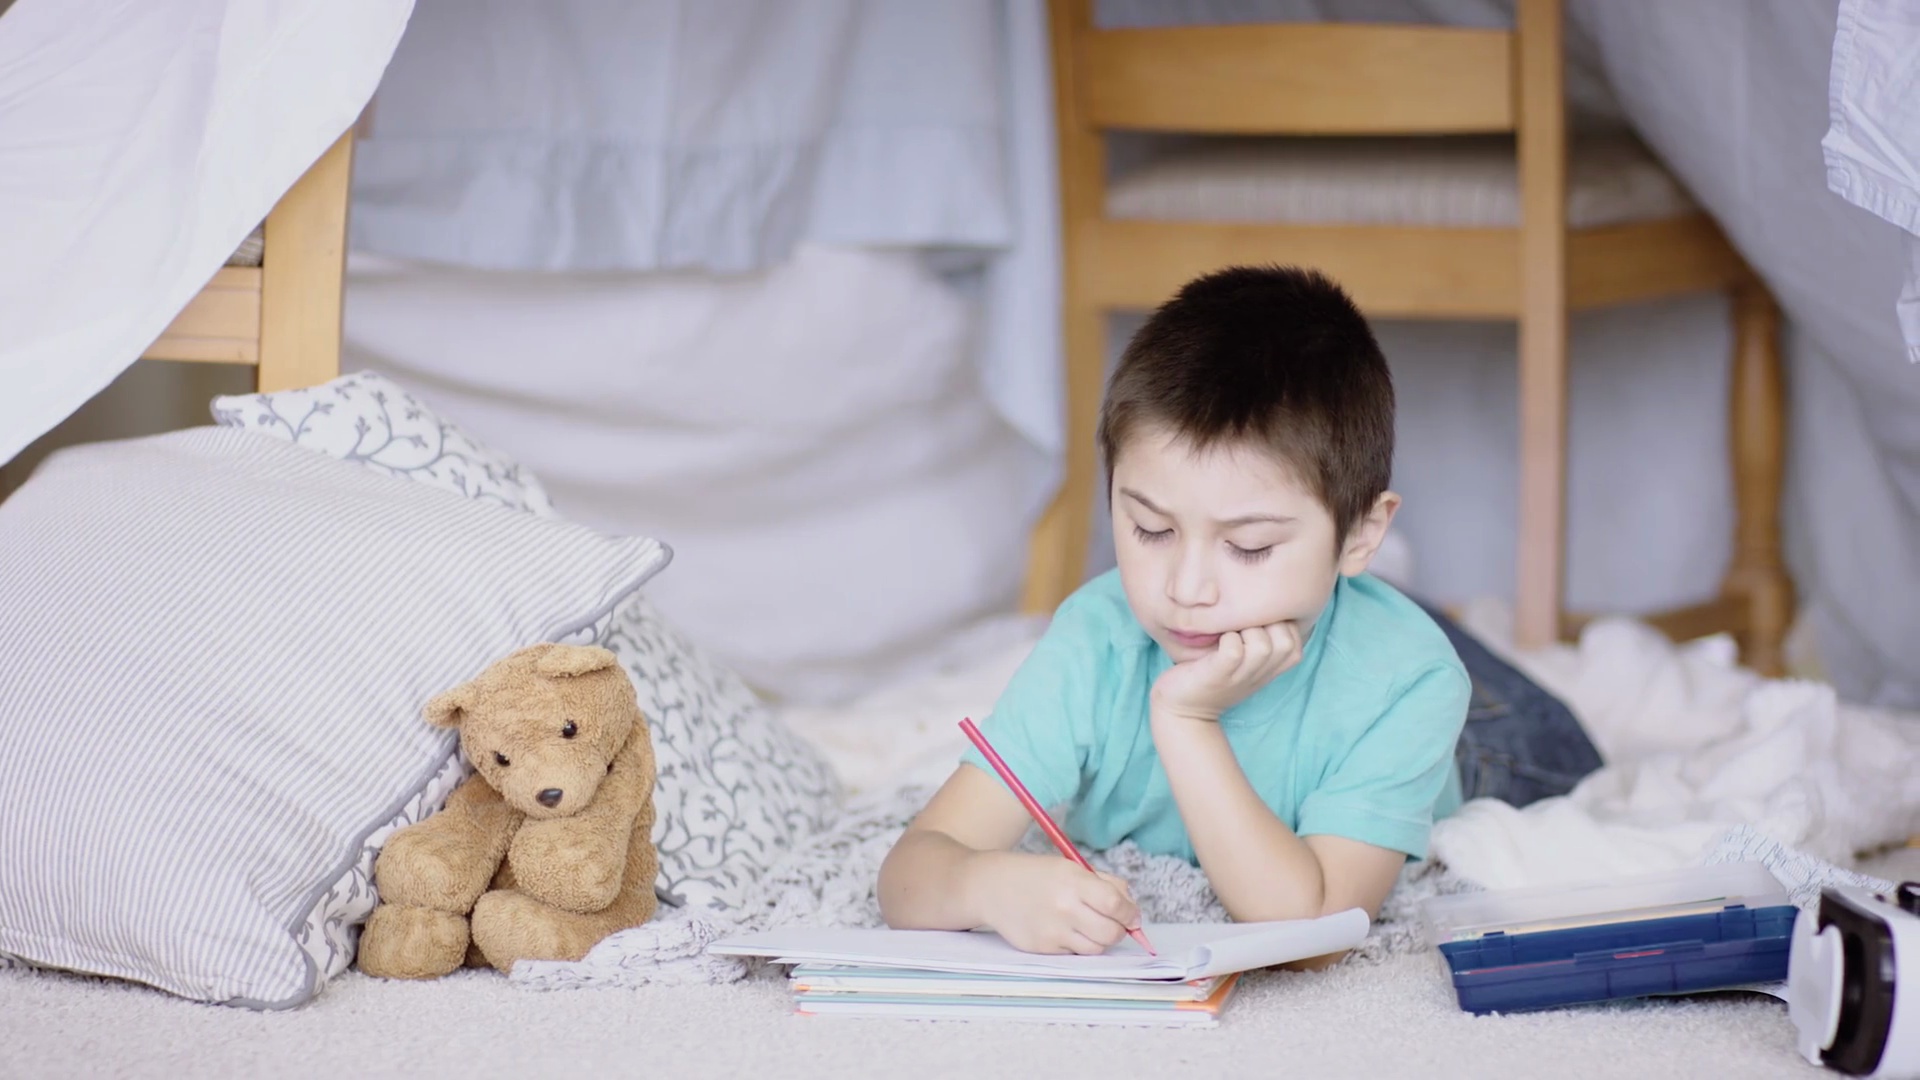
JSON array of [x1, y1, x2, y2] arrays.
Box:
[[959, 569, 1470, 862]]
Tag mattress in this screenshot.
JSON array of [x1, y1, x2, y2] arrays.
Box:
[[1108, 131, 1697, 228]]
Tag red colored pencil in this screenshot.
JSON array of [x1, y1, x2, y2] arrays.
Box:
[[959, 716, 1157, 956]]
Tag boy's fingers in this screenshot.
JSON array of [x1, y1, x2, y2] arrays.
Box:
[[1067, 926, 1115, 954], [1216, 630, 1244, 667], [1073, 906, 1128, 948], [1264, 621, 1302, 673], [1240, 625, 1273, 674], [1084, 876, 1141, 927]]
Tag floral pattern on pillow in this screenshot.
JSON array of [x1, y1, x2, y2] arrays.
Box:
[[605, 594, 841, 912], [211, 371, 557, 517]]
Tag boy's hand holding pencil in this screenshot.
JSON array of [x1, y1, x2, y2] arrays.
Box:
[[965, 852, 1145, 957], [960, 718, 1156, 956]]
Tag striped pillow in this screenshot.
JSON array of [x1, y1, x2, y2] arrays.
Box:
[[0, 427, 669, 1007]]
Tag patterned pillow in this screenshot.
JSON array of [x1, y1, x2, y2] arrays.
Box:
[[211, 370, 556, 517], [216, 371, 841, 914], [606, 595, 841, 911]]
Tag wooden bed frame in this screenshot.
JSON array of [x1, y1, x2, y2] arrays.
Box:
[[139, 132, 353, 392]]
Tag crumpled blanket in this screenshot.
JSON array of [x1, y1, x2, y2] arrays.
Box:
[[1431, 606, 1920, 891]]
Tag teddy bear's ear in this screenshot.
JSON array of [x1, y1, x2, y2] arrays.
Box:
[[533, 644, 618, 679], [422, 684, 476, 728]]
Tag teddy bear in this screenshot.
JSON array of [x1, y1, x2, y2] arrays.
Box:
[[356, 642, 660, 979]]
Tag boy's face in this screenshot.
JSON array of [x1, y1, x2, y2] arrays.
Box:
[[1109, 426, 1397, 664]]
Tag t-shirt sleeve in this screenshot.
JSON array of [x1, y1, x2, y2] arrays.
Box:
[[955, 602, 1104, 813], [1294, 663, 1470, 859]]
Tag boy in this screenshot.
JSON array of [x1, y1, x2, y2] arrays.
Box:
[[878, 265, 1470, 963]]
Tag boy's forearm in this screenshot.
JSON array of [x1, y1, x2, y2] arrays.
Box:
[[878, 829, 996, 930], [1151, 708, 1328, 922]]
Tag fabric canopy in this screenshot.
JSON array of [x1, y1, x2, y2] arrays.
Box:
[[0, 0, 413, 466]]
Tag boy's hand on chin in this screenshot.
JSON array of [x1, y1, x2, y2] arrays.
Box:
[[1151, 622, 1303, 723]]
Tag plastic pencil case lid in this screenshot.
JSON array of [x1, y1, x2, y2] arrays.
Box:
[[1419, 861, 1790, 946]]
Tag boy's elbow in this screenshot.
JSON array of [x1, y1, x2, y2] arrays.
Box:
[[877, 827, 960, 930], [1219, 883, 1327, 926]]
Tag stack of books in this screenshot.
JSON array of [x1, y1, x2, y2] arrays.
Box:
[[788, 964, 1240, 1027], [709, 910, 1370, 1027]]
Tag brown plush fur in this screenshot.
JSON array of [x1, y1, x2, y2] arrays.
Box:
[[356, 643, 660, 979]]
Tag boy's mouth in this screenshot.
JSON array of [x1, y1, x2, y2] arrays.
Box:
[[1165, 628, 1221, 651]]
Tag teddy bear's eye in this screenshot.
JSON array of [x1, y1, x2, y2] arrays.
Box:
[[493, 752, 510, 768], [561, 721, 578, 739]]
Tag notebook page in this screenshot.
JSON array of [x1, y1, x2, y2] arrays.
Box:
[[1188, 908, 1369, 977], [709, 910, 1369, 982]]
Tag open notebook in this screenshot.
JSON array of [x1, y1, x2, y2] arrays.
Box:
[[709, 909, 1370, 983]]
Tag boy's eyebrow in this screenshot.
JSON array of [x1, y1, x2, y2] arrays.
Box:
[[1218, 512, 1297, 528], [1119, 487, 1295, 527], [1119, 487, 1168, 516]]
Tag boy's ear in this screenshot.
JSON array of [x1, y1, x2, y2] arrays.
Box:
[[1337, 492, 1401, 577]]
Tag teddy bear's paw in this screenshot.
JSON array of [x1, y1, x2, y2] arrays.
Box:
[[356, 905, 470, 980], [376, 825, 495, 911], [506, 823, 626, 914], [471, 889, 603, 971]]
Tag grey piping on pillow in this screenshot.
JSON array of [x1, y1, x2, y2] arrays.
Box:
[[239, 540, 675, 1010], [228, 728, 458, 1011]]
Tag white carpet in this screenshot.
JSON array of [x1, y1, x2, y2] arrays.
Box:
[[7, 849, 1913, 1079], [0, 947, 1822, 1080]]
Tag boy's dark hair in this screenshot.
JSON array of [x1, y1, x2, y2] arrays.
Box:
[[1098, 265, 1394, 544]]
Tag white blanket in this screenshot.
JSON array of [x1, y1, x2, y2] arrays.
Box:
[[1432, 603, 1920, 890], [1824, 0, 1920, 363]]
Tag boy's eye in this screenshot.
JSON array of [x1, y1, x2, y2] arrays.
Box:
[[1132, 524, 1173, 544], [1228, 543, 1274, 564]]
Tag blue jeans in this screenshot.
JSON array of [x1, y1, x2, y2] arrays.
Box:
[[1419, 601, 1604, 808]]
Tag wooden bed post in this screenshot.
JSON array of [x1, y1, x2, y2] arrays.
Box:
[[1022, 0, 1106, 615], [1512, 0, 1570, 651], [258, 132, 354, 393], [1723, 279, 1792, 675]]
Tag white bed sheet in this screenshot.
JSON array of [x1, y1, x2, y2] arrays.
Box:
[[342, 245, 1055, 704], [0, 0, 412, 467], [1823, 0, 1920, 364]]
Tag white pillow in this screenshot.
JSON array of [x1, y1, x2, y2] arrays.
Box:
[[0, 427, 669, 1007]]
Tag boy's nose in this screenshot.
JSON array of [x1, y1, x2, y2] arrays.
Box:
[[1166, 551, 1219, 607]]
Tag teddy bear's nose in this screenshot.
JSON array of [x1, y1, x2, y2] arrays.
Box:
[[536, 788, 564, 808]]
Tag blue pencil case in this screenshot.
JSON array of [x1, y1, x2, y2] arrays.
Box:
[[1419, 862, 1796, 1015]]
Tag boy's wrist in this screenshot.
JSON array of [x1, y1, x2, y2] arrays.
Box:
[[1149, 695, 1223, 727], [958, 848, 1017, 928], [1149, 703, 1233, 759]]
